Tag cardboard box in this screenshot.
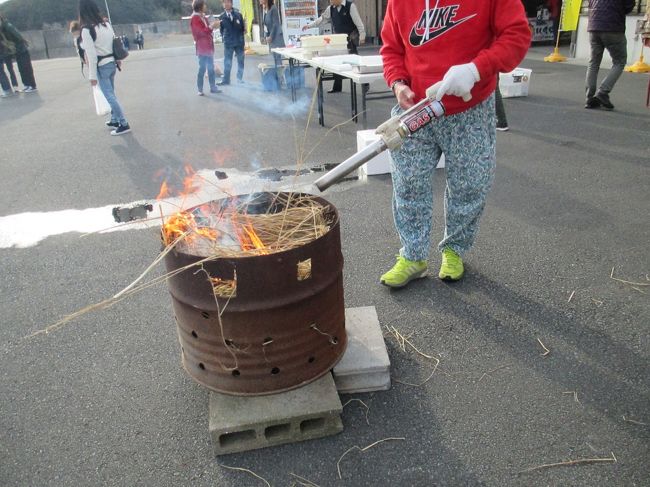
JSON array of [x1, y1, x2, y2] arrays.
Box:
[[499, 68, 532, 98]]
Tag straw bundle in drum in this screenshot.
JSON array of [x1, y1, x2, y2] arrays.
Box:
[[162, 194, 334, 259]]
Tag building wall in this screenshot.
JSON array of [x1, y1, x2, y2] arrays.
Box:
[[574, 14, 646, 62]]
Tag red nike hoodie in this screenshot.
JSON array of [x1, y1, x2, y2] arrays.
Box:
[[381, 0, 531, 115]]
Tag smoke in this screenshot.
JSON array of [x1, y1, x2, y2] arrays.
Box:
[[223, 84, 313, 117]]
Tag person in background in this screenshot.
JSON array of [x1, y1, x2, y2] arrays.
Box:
[[0, 29, 15, 96], [261, 0, 285, 82], [135, 30, 144, 50], [79, 0, 131, 135], [122, 35, 130, 51], [546, 0, 562, 42], [69, 20, 86, 75], [4, 56, 18, 90], [584, 0, 635, 110], [190, 0, 221, 96], [302, 0, 365, 93], [219, 0, 246, 85], [0, 15, 37, 93], [377, 0, 530, 287]]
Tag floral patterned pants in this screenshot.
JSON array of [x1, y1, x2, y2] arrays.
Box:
[[389, 94, 496, 261]]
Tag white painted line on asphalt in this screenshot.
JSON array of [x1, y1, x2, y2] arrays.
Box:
[[0, 168, 322, 249]]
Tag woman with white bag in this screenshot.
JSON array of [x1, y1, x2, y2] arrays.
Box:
[[79, 0, 131, 135]]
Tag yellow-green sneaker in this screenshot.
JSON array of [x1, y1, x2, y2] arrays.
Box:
[[380, 255, 428, 288], [439, 247, 464, 281]]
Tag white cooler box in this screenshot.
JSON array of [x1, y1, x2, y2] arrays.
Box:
[[356, 130, 445, 177], [499, 68, 532, 98], [357, 130, 392, 176]]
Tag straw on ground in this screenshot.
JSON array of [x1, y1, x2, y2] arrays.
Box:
[[519, 451, 617, 473], [337, 437, 406, 479], [342, 398, 371, 425], [536, 338, 551, 357], [219, 464, 270, 486], [385, 325, 441, 387]]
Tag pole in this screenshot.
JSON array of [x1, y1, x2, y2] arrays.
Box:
[[104, 0, 112, 24]]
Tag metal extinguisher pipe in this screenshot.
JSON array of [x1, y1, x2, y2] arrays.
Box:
[[314, 98, 445, 191]]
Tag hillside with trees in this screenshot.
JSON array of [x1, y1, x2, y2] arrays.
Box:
[[0, 0, 225, 31]]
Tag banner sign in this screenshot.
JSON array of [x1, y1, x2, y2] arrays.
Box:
[[559, 0, 582, 32]]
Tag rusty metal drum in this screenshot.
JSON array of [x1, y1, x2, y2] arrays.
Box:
[[164, 193, 346, 395]]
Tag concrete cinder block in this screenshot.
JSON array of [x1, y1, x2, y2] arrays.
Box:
[[334, 306, 391, 394], [209, 373, 343, 455]]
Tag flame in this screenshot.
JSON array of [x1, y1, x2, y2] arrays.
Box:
[[228, 212, 269, 254], [181, 165, 199, 195], [240, 222, 267, 253], [155, 165, 200, 203], [156, 180, 170, 200], [162, 211, 217, 246]]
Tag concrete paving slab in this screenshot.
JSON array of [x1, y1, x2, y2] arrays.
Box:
[[334, 306, 391, 393], [208, 372, 343, 455]]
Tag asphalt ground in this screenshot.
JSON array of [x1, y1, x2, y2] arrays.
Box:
[[0, 44, 649, 486]]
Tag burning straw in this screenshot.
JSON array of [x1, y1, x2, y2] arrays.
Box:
[[162, 193, 333, 258]]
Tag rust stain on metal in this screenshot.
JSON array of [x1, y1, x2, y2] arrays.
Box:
[[164, 193, 346, 396]]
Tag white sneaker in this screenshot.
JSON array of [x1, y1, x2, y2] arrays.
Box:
[[23, 86, 38, 93], [1, 90, 13, 98]]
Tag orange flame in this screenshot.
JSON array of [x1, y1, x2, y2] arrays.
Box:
[[181, 165, 199, 195], [240, 222, 267, 253], [156, 181, 170, 200], [162, 211, 218, 246]]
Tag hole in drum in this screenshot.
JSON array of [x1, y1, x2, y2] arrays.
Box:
[[271, 367, 280, 375], [297, 258, 312, 281], [300, 417, 326, 434], [331, 337, 339, 345], [191, 330, 198, 338], [308, 356, 315, 363], [198, 363, 205, 370], [262, 337, 273, 346], [225, 339, 235, 347], [264, 423, 291, 440], [201, 311, 210, 319], [219, 429, 256, 447], [232, 369, 240, 377]]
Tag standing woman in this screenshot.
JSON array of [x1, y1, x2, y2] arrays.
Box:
[[79, 0, 131, 135], [261, 0, 284, 67], [190, 0, 221, 96]]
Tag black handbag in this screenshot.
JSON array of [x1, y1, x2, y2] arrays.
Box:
[[112, 36, 129, 61]]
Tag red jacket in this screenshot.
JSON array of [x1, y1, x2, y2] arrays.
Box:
[[381, 0, 531, 115], [191, 12, 214, 56]]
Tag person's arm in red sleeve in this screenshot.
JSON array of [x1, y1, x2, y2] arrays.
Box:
[[379, 0, 410, 89], [472, 0, 531, 82]]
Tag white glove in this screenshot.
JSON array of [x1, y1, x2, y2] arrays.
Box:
[[425, 62, 480, 102], [375, 116, 404, 151]]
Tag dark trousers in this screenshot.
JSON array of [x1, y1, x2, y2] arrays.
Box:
[[223, 45, 245, 83], [331, 41, 358, 92], [0, 64, 10, 91], [16, 50, 36, 88], [197, 55, 216, 92], [5, 58, 18, 86], [585, 31, 627, 99], [495, 83, 508, 127]]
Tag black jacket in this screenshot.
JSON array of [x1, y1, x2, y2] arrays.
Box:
[[219, 9, 245, 48], [588, 0, 636, 32]]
